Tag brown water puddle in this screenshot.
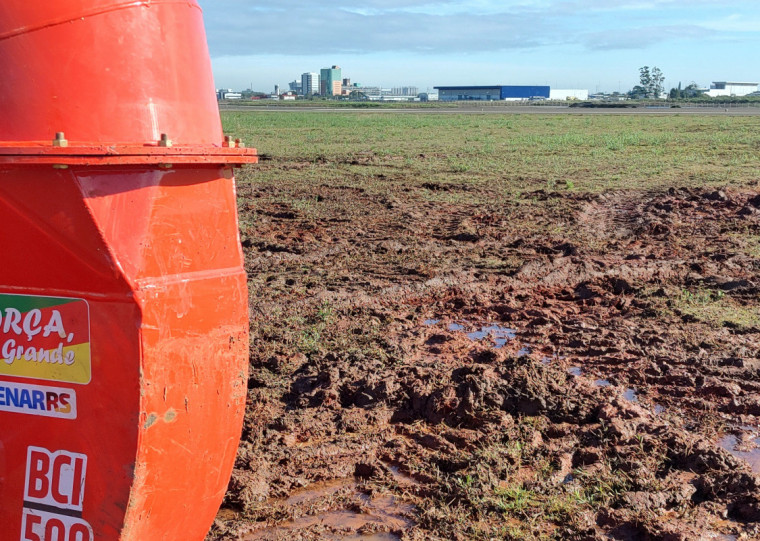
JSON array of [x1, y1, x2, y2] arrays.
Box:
[[283, 478, 357, 506], [719, 432, 760, 474], [239, 468, 418, 541], [243, 495, 413, 540]]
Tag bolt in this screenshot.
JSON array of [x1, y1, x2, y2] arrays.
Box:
[[158, 133, 172, 147], [223, 135, 236, 148], [158, 163, 173, 169], [53, 132, 68, 147], [235, 138, 245, 148], [52, 164, 69, 169]]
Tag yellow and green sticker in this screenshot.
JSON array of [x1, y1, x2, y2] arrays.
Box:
[[0, 294, 91, 385]]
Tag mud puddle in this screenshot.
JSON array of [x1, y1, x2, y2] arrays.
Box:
[[243, 496, 412, 541], [465, 324, 516, 345], [719, 432, 760, 474], [239, 467, 418, 541], [283, 478, 356, 506], [386, 465, 420, 488], [441, 320, 517, 348], [623, 388, 639, 403]]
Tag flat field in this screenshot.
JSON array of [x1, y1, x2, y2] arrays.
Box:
[[210, 111, 760, 540]]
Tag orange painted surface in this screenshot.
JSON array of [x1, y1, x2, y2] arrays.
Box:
[[0, 0, 222, 145], [0, 1, 255, 540]]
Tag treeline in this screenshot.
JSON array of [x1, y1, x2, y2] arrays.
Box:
[[667, 95, 760, 104]]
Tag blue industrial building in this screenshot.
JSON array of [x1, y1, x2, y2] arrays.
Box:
[[434, 85, 551, 102]]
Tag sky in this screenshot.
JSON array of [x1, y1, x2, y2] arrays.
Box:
[[197, 0, 760, 94]]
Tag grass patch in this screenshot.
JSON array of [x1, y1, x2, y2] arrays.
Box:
[[675, 288, 760, 329]]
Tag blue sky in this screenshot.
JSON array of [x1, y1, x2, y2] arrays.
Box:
[[198, 1, 760, 93]]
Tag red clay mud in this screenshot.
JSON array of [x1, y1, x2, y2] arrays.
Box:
[[209, 174, 760, 540]]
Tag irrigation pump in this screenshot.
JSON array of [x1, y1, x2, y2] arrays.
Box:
[[0, 1, 257, 539]]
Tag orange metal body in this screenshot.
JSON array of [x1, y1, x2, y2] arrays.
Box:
[[0, 1, 256, 540]]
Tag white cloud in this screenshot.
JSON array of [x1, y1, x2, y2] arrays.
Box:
[[199, 0, 758, 57], [701, 14, 760, 32], [582, 25, 715, 50]]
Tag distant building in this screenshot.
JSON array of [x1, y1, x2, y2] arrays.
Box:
[[280, 91, 297, 101], [392, 86, 419, 96], [288, 80, 302, 94], [418, 93, 438, 102], [320, 66, 342, 96], [351, 87, 397, 100], [434, 85, 551, 102], [550, 89, 589, 101], [349, 86, 423, 101], [301, 72, 319, 96], [217, 89, 242, 100], [354, 86, 380, 97], [706, 82, 759, 98]]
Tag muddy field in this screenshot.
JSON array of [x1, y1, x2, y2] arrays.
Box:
[[209, 112, 760, 540]]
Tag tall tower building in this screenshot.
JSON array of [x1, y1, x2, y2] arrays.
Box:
[[320, 65, 342, 96], [301, 72, 319, 96]]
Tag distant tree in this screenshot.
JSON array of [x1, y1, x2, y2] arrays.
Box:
[[639, 66, 652, 97], [669, 82, 683, 99], [638, 66, 665, 98], [683, 83, 703, 98], [668, 82, 704, 100], [650, 67, 665, 98], [241, 90, 265, 99], [627, 85, 648, 99]]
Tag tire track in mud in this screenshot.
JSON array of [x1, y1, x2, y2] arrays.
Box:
[[576, 190, 646, 241]]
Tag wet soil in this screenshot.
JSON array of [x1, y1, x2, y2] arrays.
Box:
[[209, 171, 760, 540]]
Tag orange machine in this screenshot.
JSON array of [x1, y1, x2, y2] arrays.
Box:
[[0, 1, 257, 539]]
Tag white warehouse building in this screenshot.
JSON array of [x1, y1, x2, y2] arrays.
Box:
[[550, 89, 589, 101], [706, 82, 758, 98]]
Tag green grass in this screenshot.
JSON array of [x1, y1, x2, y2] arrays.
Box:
[[675, 288, 760, 329], [224, 112, 760, 198]]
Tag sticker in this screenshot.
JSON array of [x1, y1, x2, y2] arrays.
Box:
[[21, 509, 93, 541], [24, 447, 87, 512], [0, 295, 90, 385], [0, 381, 77, 420], [22, 446, 93, 541]]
